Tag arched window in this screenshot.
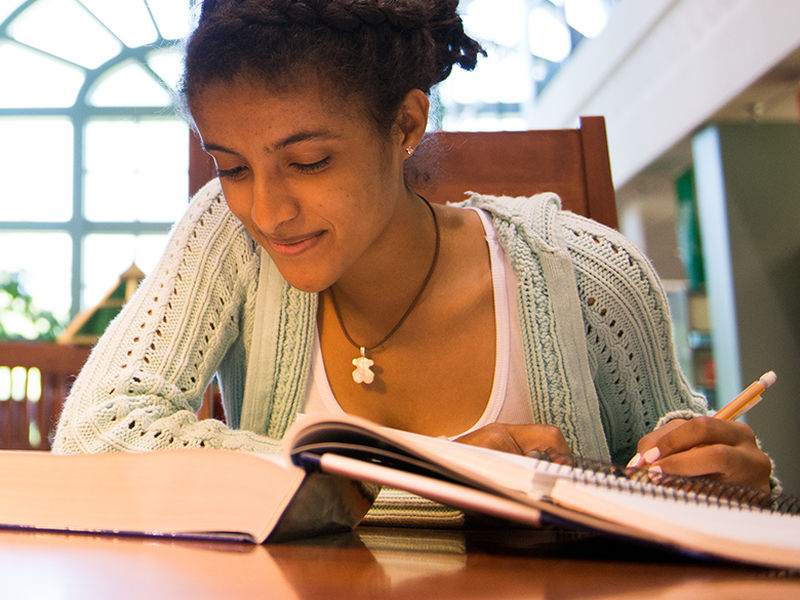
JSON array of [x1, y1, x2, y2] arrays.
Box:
[[0, 0, 613, 336], [0, 0, 192, 325]]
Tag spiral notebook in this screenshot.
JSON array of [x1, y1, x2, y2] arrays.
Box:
[[286, 413, 800, 571]]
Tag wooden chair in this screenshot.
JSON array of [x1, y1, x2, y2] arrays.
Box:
[[405, 116, 617, 228], [0, 342, 91, 450]]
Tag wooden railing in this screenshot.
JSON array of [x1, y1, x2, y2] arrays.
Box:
[[0, 342, 225, 450], [0, 342, 91, 450]]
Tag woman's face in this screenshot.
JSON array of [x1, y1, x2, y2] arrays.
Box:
[[191, 77, 409, 293]]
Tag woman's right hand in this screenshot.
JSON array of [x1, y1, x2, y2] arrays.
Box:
[[455, 423, 572, 462]]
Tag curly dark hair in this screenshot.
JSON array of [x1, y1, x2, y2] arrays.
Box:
[[181, 0, 484, 132]]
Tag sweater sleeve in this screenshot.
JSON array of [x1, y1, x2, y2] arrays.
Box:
[[52, 180, 283, 455], [559, 211, 708, 464]]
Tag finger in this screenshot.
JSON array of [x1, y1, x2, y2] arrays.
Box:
[[455, 424, 525, 454], [628, 418, 755, 470], [505, 424, 573, 459], [635, 419, 686, 451], [455, 423, 573, 462], [647, 444, 771, 490], [627, 419, 687, 469], [650, 418, 756, 461]]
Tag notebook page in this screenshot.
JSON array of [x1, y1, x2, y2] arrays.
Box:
[[550, 478, 800, 570]]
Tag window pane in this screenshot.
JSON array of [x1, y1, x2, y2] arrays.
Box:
[[84, 118, 189, 222], [528, 5, 572, 63], [7, 0, 121, 69], [0, 0, 26, 26], [440, 51, 531, 105], [462, 0, 527, 47], [147, 0, 192, 41], [0, 232, 72, 324], [565, 0, 610, 38], [87, 59, 172, 107], [0, 41, 85, 107], [0, 117, 73, 221], [147, 46, 184, 94], [80, 0, 159, 48], [82, 233, 168, 308]]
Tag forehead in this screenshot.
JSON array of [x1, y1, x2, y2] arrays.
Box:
[[190, 75, 371, 143]]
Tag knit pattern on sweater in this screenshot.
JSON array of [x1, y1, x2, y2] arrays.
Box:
[[53, 182, 281, 454], [53, 180, 705, 463], [559, 211, 706, 462]]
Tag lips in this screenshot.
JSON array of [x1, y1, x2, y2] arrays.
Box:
[[265, 230, 326, 257]]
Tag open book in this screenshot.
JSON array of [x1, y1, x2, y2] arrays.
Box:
[[287, 414, 800, 571], [2, 413, 799, 570]]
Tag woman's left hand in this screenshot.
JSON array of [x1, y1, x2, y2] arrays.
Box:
[[627, 417, 772, 491]]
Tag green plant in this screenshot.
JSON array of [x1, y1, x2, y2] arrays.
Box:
[[0, 271, 64, 341]]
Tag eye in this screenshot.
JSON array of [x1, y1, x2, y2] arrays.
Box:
[[292, 157, 330, 174], [216, 166, 248, 181]]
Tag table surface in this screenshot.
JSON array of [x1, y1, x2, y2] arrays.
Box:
[[1, 526, 798, 599]]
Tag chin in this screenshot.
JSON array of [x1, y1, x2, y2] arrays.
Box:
[[276, 270, 333, 294], [290, 281, 327, 294]]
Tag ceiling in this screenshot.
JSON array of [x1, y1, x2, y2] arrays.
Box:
[[714, 45, 800, 123], [619, 45, 800, 201]]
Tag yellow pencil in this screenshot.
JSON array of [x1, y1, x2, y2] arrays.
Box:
[[714, 371, 777, 421]]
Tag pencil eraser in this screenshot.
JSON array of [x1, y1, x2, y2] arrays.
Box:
[[760, 371, 777, 388]]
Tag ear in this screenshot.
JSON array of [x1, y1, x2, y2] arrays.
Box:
[[394, 89, 429, 157]]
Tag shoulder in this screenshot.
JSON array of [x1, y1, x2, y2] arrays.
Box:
[[462, 192, 666, 311], [558, 209, 663, 297], [459, 192, 563, 249], [462, 192, 655, 275]]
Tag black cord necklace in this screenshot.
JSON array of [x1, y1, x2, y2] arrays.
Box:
[[328, 195, 440, 385]]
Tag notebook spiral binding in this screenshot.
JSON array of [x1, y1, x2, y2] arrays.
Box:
[[541, 455, 800, 516]]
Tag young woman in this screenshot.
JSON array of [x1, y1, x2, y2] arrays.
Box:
[[53, 0, 773, 493]]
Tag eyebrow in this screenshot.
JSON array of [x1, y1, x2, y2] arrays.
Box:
[[202, 130, 341, 156], [272, 130, 340, 151]]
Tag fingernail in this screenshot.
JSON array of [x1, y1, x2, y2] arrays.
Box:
[[642, 447, 661, 464], [626, 453, 642, 469], [648, 465, 663, 483]]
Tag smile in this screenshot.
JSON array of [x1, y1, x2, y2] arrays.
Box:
[[265, 231, 326, 257]]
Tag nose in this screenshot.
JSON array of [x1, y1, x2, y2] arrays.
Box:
[[250, 173, 299, 234]]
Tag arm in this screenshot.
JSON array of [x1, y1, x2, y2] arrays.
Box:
[[562, 211, 708, 463], [563, 213, 772, 489], [53, 181, 282, 455]]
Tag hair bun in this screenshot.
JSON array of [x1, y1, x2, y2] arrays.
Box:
[[428, 0, 485, 84]]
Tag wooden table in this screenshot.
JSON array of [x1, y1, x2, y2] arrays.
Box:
[[1, 526, 798, 599]]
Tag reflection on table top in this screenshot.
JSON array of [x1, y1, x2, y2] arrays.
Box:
[[1, 526, 798, 599]]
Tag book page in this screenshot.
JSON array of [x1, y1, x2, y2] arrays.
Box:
[[0, 449, 305, 542], [287, 414, 563, 497]]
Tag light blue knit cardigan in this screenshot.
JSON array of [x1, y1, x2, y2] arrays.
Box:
[[54, 180, 706, 465]]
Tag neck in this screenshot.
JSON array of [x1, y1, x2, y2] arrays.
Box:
[[327, 191, 439, 346]]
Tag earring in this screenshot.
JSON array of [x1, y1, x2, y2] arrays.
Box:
[[405, 146, 415, 156]]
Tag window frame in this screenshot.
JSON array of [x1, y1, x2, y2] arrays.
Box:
[[0, 0, 193, 321]]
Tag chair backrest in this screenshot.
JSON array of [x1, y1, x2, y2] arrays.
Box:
[[405, 116, 618, 229], [0, 342, 91, 450]]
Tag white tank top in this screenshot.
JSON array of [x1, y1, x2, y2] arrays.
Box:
[[301, 207, 532, 438]]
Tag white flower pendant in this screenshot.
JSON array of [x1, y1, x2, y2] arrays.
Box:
[[352, 347, 375, 385]]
